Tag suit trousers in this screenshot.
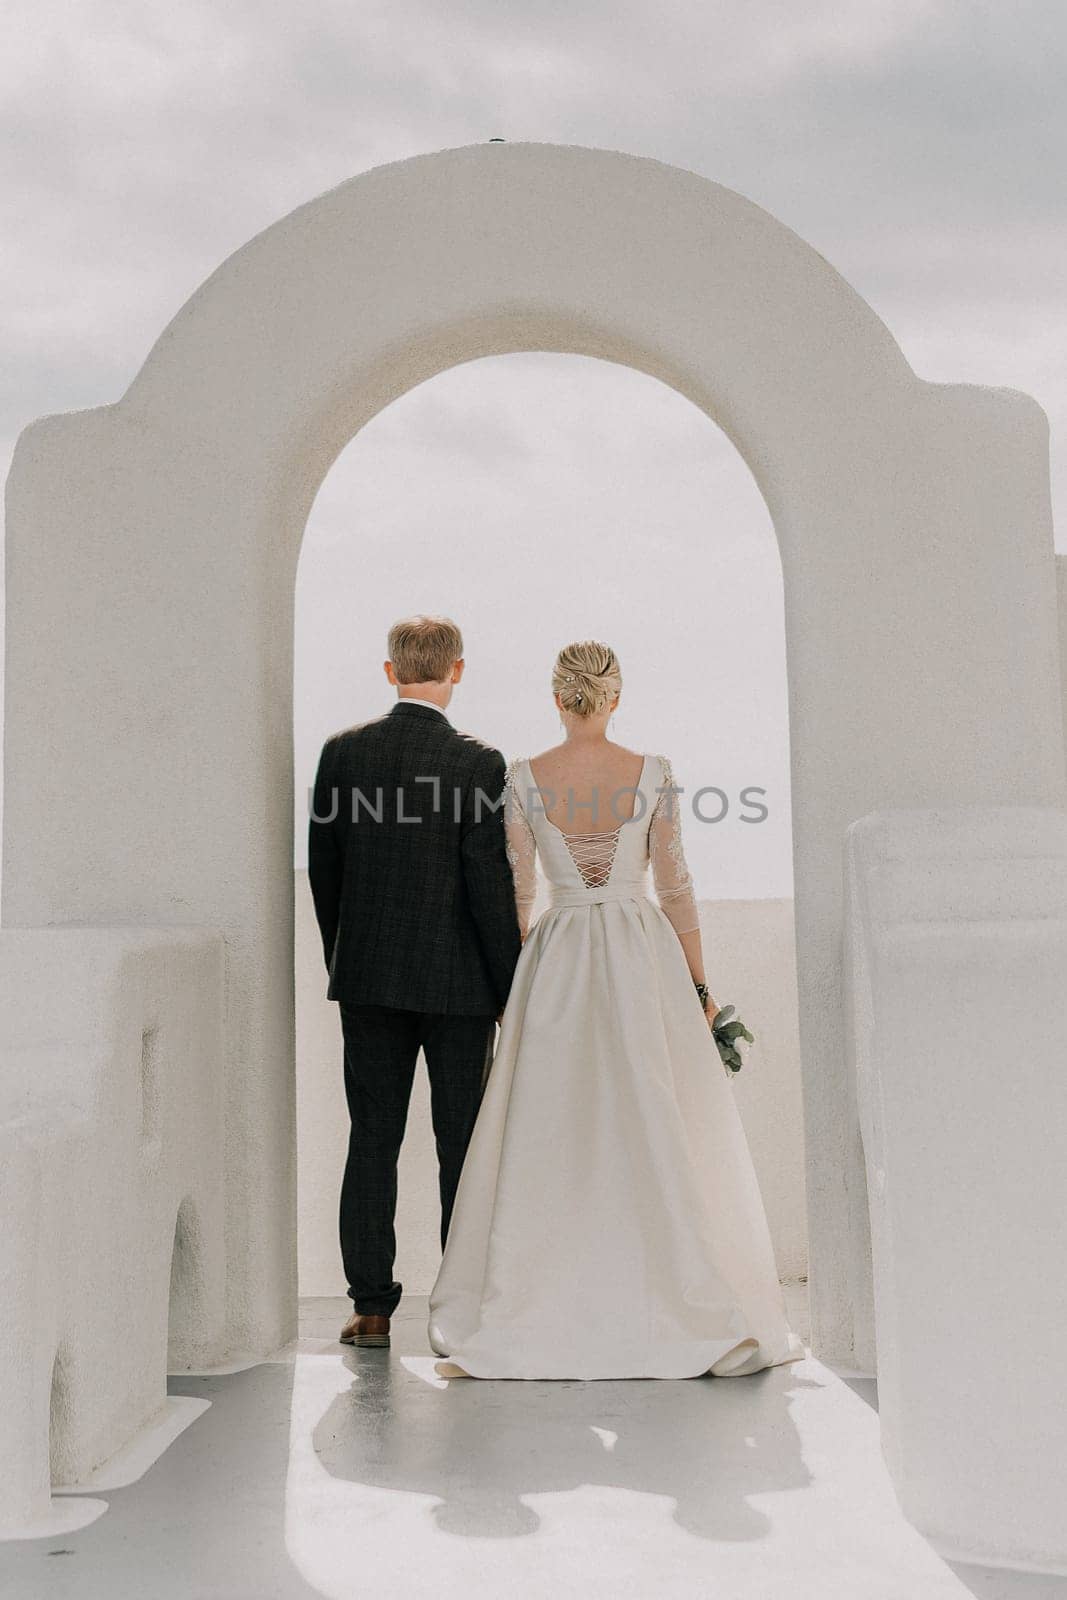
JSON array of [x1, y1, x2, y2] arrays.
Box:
[[338, 1003, 496, 1316]]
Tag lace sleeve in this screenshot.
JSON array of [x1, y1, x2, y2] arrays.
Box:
[[649, 754, 700, 936], [504, 758, 538, 939]]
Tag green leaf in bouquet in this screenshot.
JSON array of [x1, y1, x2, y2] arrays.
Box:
[[714, 1036, 742, 1072]]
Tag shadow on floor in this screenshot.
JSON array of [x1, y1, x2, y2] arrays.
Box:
[[947, 1563, 1067, 1600], [314, 1337, 821, 1542], [818, 1356, 1067, 1600], [3, 1295, 1065, 1600], [0, 1363, 325, 1600]]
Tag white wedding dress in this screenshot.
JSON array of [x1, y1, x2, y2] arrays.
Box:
[[427, 752, 806, 1380]]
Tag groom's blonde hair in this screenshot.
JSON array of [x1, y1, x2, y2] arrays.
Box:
[[387, 614, 464, 683]]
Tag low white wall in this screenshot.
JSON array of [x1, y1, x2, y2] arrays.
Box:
[[844, 806, 1067, 1573], [0, 928, 226, 1535], [296, 869, 808, 1298]]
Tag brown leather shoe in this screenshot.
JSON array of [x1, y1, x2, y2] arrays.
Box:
[[339, 1310, 390, 1348]]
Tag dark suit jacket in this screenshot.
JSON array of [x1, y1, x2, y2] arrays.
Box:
[[307, 701, 522, 1015]]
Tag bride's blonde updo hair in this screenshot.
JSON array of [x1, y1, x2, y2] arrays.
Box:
[[551, 639, 622, 718]]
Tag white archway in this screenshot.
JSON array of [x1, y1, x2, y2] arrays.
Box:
[[4, 141, 1059, 1366]]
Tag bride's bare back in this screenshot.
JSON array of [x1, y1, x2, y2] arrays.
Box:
[[527, 740, 647, 834]]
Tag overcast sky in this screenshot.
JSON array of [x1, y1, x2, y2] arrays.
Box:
[[3, 1, 1064, 897]]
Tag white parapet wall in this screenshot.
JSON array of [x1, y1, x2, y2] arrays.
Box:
[[843, 806, 1067, 1574], [0, 928, 226, 1536], [296, 870, 809, 1298]]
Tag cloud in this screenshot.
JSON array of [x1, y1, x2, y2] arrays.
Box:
[[2, 1, 1062, 476]]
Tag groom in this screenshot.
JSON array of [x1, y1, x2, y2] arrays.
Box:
[[308, 615, 522, 1349]]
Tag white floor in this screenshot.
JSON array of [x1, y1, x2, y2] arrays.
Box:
[[3, 1287, 1065, 1599]]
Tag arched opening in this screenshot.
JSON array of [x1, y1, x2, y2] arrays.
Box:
[[48, 1344, 76, 1489], [168, 1195, 205, 1365], [140, 1023, 160, 1147], [5, 142, 1055, 1369], [293, 348, 807, 1316]]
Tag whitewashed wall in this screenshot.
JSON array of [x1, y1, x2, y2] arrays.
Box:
[[0, 929, 225, 1534], [296, 869, 808, 1297], [844, 805, 1067, 1571], [4, 143, 1058, 1369]]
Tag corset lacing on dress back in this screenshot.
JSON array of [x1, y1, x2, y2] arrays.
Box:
[[557, 826, 622, 889], [503, 752, 703, 935]]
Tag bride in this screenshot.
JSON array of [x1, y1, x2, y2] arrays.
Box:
[[428, 639, 805, 1380]]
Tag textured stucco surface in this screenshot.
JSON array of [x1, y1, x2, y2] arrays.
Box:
[[0, 928, 225, 1532], [3, 142, 1061, 1387], [844, 807, 1067, 1571]]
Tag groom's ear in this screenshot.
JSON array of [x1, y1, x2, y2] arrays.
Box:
[[384, 659, 398, 686], [452, 658, 465, 683]]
